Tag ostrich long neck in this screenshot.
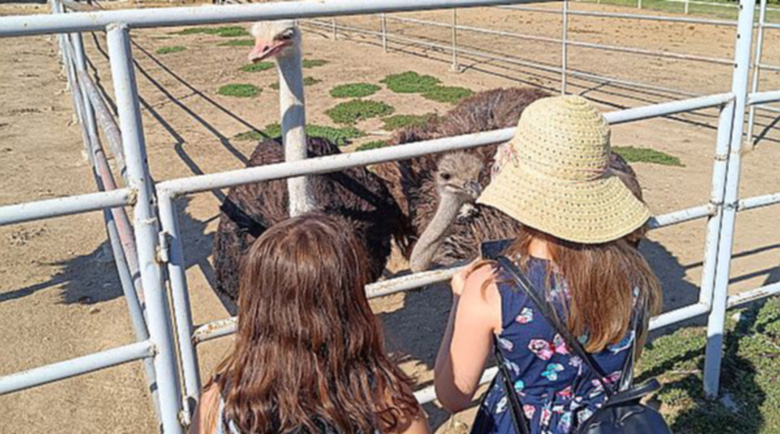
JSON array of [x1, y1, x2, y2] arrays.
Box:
[[278, 44, 315, 217], [410, 191, 464, 272]]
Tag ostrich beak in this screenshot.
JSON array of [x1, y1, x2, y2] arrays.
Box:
[[248, 37, 291, 63], [464, 181, 482, 199]]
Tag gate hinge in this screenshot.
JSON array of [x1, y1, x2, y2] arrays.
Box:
[[157, 231, 171, 264]]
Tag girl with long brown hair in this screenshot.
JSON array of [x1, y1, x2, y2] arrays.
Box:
[[434, 96, 662, 433], [191, 214, 428, 434]]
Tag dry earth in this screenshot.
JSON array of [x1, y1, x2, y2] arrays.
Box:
[[0, 1, 779, 433]]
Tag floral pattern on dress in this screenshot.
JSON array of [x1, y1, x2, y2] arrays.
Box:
[[475, 257, 642, 434]]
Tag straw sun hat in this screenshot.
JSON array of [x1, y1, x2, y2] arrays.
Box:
[[477, 95, 651, 244]]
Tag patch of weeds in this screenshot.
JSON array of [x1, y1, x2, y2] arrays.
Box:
[[634, 296, 780, 432], [381, 113, 437, 131], [330, 83, 381, 99], [381, 71, 440, 93], [239, 62, 275, 73], [151, 36, 173, 40], [302, 59, 328, 69], [171, 26, 249, 37], [217, 84, 260, 98], [269, 77, 321, 90], [156, 46, 187, 55], [219, 39, 255, 47], [613, 146, 684, 167], [234, 123, 365, 146], [356, 140, 389, 152], [326, 100, 395, 124], [422, 86, 474, 104]]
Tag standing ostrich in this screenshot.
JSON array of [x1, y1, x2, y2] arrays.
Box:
[[373, 88, 644, 271], [212, 20, 408, 302]]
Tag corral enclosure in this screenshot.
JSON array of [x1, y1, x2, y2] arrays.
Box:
[[0, 0, 779, 433]]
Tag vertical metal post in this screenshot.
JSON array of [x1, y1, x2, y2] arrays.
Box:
[[71, 33, 99, 158], [158, 192, 200, 426], [561, 0, 569, 95], [685, 0, 690, 14], [450, 9, 459, 72], [638, 0, 643, 9], [381, 13, 388, 52], [106, 23, 184, 433], [704, 0, 756, 399], [746, 0, 768, 150]]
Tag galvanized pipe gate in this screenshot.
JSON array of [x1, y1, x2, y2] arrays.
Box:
[[0, 0, 778, 432]]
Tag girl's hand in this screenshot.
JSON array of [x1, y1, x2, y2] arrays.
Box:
[[450, 260, 481, 297]]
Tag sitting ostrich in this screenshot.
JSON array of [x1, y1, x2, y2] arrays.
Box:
[[212, 20, 408, 301], [374, 88, 645, 271]]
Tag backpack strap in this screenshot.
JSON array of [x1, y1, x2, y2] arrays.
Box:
[[496, 256, 617, 396]]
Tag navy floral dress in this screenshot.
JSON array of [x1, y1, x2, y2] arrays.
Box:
[[476, 257, 641, 434]]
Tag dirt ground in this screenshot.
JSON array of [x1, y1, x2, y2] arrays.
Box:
[[0, 1, 779, 433]]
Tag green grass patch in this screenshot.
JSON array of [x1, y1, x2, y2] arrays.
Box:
[[613, 146, 684, 167], [356, 140, 389, 152], [151, 36, 173, 40], [239, 62, 275, 73], [330, 83, 382, 99], [421, 86, 474, 104], [171, 26, 249, 37], [635, 296, 780, 432], [326, 100, 395, 124], [381, 71, 441, 94], [155, 46, 187, 55], [217, 84, 260, 98], [302, 59, 329, 69], [381, 113, 436, 131], [218, 39, 255, 47], [234, 123, 365, 146], [269, 77, 321, 90]]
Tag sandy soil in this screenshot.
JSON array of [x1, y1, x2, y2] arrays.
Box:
[[0, 1, 779, 433]]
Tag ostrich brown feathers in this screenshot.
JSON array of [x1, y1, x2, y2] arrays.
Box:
[[213, 137, 408, 302]]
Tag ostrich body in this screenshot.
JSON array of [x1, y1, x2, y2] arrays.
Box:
[[213, 138, 406, 301], [373, 88, 642, 271], [212, 21, 407, 301]]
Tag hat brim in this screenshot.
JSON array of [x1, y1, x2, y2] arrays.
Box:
[[476, 159, 651, 244]]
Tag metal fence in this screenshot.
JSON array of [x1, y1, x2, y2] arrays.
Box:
[[0, 0, 778, 432], [307, 0, 780, 139]]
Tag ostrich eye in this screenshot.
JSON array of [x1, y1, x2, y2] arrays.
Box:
[[279, 29, 295, 40], [440, 173, 452, 181]]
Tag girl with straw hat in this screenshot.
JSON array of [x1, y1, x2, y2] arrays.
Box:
[[433, 95, 662, 433]]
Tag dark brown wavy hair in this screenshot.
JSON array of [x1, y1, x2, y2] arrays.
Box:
[[210, 213, 420, 433]]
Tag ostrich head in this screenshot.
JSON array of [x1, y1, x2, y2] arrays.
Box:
[[248, 20, 302, 63], [435, 152, 484, 202]]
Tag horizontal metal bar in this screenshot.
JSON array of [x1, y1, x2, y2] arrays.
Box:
[[755, 105, 780, 114], [0, 340, 154, 395], [757, 63, 780, 72], [649, 302, 711, 330], [157, 93, 731, 197], [0, 188, 135, 226], [738, 192, 780, 211], [748, 90, 780, 106], [193, 266, 463, 344], [667, 0, 780, 10], [727, 282, 780, 308], [766, 22, 780, 29], [498, 5, 738, 26], [387, 15, 733, 65], [606, 92, 732, 124], [647, 204, 714, 229], [0, 0, 539, 37]]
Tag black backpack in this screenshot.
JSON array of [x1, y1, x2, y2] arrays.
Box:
[[473, 248, 672, 434]]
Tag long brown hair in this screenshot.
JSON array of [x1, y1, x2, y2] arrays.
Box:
[[211, 214, 420, 433], [503, 226, 662, 353]]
